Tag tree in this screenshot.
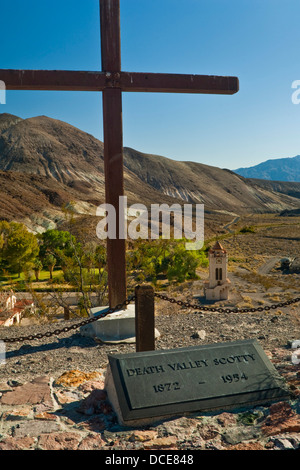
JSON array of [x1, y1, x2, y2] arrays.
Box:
[[127, 238, 208, 285], [33, 258, 43, 282], [0, 221, 39, 276], [38, 229, 76, 262], [166, 244, 200, 283], [44, 254, 56, 280]]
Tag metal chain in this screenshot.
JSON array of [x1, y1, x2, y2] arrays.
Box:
[[1, 291, 300, 345], [154, 292, 300, 314], [0, 295, 136, 344]]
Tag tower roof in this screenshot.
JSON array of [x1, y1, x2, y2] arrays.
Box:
[[212, 241, 224, 251], [209, 241, 227, 253]]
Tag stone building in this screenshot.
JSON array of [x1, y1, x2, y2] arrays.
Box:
[[0, 291, 35, 327], [203, 241, 231, 301]]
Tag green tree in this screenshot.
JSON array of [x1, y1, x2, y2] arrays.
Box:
[[166, 244, 200, 283], [95, 244, 107, 271], [0, 221, 39, 276], [38, 229, 76, 263], [127, 238, 208, 285], [82, 242, 97, 273], [44, 253, 56, 280], [33, 258, 43, 281]]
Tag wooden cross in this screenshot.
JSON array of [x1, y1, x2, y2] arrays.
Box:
[[0, 0, 239, 308]]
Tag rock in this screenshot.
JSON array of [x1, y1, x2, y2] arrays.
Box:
[[54, 389, 83, 405], [0, 437, 35, 450], [191, 330, 206, 340], [80, 416, 107, 432], [271, 436, 296, 450], [229, 442, 265, 450], [78, 378, 106, 394], [77, 433, 106, 450], [267, 433, 300, 450], [38, 432, 81, 450], [77, 389, 108, 415], [0, 382, 12, 392], [3, 406, 33, 421], [128, 430, 158, 442], [143, 436, 178, 449], [12, 420, 60, 438], [0, 376, 53, 408], [34, 411, 58, 421], [216, 412, 237, 427], [54, 370, 101, 387], [222, 425, 261, 445], [204, 440, 225, 450], [198, 424, 220, 441], [291, 349, 300, 365], [7, 380, 23, 387], [261, 401, 300, 436]]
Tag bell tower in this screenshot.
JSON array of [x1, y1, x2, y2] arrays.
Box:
[[204, 241, 230, 301]]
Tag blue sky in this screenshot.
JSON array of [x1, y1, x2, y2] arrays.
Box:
[[1, 0, 300, 170]]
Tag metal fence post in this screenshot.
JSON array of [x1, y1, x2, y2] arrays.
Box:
[[135, 285, 155, 352]]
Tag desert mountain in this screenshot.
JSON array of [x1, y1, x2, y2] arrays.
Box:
[[0, 113, 300, 232], [0, 113, 105, 184], [123, 147, 300, 214], [234, 155, 300, 182]]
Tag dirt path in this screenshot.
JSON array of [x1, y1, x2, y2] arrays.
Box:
[[258, 257, 282, 275], [223, 216, 240, 233]]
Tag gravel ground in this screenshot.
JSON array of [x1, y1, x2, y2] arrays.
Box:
[[0, 307, 298, 383]]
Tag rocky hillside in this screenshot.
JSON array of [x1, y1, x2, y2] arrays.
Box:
[[250, 178, 300, 200], [0, 113, 300, 232], [123, 147, 300, 214]]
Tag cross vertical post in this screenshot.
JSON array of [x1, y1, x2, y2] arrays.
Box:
[[100, 0, 127, 308]]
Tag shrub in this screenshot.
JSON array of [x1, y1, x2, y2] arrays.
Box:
[[239, 225, 256, 233]]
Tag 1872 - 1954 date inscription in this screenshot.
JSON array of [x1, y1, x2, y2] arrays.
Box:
[[153, 372, 248, 393], [125, 353, 254, 394]]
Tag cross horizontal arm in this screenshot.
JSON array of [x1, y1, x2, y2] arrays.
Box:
[[0, 69, 239, 95], [0, 70, 107, 91], [121, 72, 239, 95]]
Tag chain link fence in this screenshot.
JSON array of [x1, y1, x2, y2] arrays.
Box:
[[0, 296, 135, 344], [0, 288, 299, 344], [153, 293, 300, 313]]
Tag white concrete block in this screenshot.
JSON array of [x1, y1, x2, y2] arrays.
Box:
[[83, 304, 160, 344]]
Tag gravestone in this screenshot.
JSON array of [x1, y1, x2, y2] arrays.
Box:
[[105, 339, 290, 426]]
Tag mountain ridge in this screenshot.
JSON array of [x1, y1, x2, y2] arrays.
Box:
[[234, 155, 300, 182], [0, 113, 300, 233]]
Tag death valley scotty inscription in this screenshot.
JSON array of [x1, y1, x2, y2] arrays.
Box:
[[107, 339, 290, 422]]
